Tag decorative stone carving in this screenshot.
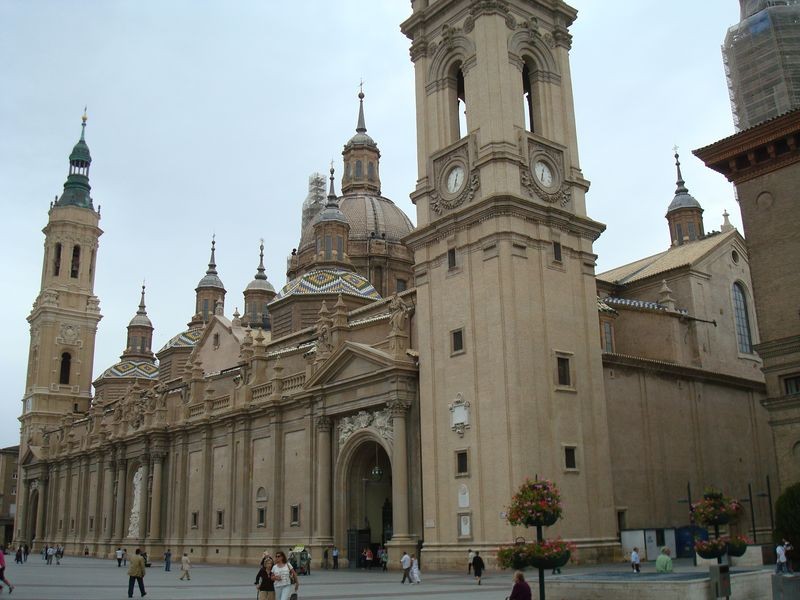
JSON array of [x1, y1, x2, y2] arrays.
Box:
[[387, 398, 412, 417], [449, 393, 471, 437], [127, 466, 143, 538], [520, 170, 571, 207], [338, 408, 394, 447], [431, 171, 480, 215], [388, 295, 412, 336], [316, 416, 333, 433]]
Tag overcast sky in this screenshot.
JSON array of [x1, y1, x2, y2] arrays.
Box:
[[1, 0, 742, 448]]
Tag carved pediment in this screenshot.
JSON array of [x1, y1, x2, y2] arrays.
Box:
[[304, 341, 397, 389]]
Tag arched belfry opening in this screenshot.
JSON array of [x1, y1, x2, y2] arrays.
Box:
[[446, 61, 468, 142], [338, 436, 393, 567], [522, 62, 534, 132]]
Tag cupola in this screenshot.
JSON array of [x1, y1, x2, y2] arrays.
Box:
[[123, 284, 155, 360], [311, 167, 353, 270], [242, 241, 276, 329], [55, 110, 94, 209], [341, 89, 381, 195], [666, 151, 704, 246], [189, 237, 226, 327]]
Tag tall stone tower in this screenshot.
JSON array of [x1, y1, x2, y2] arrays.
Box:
[[20, 113, 102, 460], [401, 0, 617, 566]]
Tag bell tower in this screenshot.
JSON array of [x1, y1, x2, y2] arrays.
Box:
[[402, 1, 618, 566], [21, 112, 103, 447]]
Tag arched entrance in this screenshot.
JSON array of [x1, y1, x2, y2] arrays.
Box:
[[338, 435, 392, 568]]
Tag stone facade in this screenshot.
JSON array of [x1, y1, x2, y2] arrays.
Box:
[[14, 0, 778, 569], [0, 446, 19, 548]]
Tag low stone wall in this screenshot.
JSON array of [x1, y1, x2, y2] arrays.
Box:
[[547, 569, 770, 600]]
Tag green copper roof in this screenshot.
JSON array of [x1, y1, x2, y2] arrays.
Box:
[[55, 115, 94, 209]]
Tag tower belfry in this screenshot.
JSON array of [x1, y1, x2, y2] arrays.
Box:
[[21, 112, 103, 449], [402, 0, 617, 565]]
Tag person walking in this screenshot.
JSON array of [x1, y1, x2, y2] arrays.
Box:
[[323, 547, 329, 570], [14, 547, 22, 564], [400, 551, 412, 583], [46, 545, 55, 565], [365, 547, 374, 570], [467, 549, 475, 574], [332, 546, 339, 570], [507, 571, 531, 600], [271, 551, 298, 600], [22, 544, 29, 563], [0, 545, 15, 594], [255, 554, 276, 600], [380, 547, 388, 572], [116, 547, 124, 567], [472, 551, 485, 585], [55, 545, 62, 566], [163, 549, 172, 572], [655, 547, 673, 573], [122, 548, 128, 566], [410, 554, 421, 584], [777, 540, 789, 574], [179, 553, 191, 580], [127, 548, 147, 598], [630, 547, 641, 573], [41, 545, 47, 561]]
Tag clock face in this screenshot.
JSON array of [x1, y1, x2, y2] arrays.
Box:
[[446, 165, 465, 193], [534, 161, 554, 187]]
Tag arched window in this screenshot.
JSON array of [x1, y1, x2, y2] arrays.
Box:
[[59, 352, 71, 385], [456, 68, 467, 139], [522, 63, 534, 132], [53, 243, 62, 276], [70, 245, 80, 278], [732, 283, 753, 353], [368, 162, 375, 181], [202, 299, 209, 322], [355, 160, 363, 178]]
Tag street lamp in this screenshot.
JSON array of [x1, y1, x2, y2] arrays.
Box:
[[755, 475, 775, 535]]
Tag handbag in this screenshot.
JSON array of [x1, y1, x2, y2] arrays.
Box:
[[289, 594, 298, 600]]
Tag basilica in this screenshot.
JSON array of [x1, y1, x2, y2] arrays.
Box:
[[14, 0, 776, 569]]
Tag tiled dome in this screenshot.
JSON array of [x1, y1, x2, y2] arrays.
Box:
[[275, 268, 381, 301], [158, 327, 203, 353], [97, 359, 158, 380], [299, 194, 413, 250]]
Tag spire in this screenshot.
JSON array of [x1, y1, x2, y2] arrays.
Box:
[[207, 235, 218, 275], [721, 209, 734, 232], [328, 163, 337, 204], [137, 282, 147, 315], [255, 239, 267, 280], [674, 149, 689, 195], [55, 111, 94, 209], [356, 84, 367, 133]]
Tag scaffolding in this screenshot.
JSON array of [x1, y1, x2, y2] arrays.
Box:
[[723, 0, 800, 130]]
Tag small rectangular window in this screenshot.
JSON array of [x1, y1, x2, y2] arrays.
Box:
[[396, 279, 407, 293], [70, 518, 75, 531], [216, 510, 224, 528], [602, 321, 614, 353], [290, 504, 300, 526], [257, 507, 266, 527], [337, 236, 343, 259], [785, 375, 800, 395], [564, 446, 577, 470], [89, 517, 94, 531], [456, 450, 469, 476], [11, 472, 16, 479], [676, 224, 684, 244], [557, 356, 571, 386], [447, 248, 457, 269], [325, 236, 333, 260], [688, 222, 697, 241], [451, 329, 464, 354], [553, 242, 562, 262], [58, 519, 63, 530], [191, 512, 199, 529]]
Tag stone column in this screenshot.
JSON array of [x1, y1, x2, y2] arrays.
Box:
[[148, 453, 164, 540], [35, 477, 48, 542], [138, 458, 150, 540], [102, 458, 115, 541], [315, 416, 333, 540], [114, 457, 127, 540], [388, 399, 411, 540], [16, 479, 29, 543], [45, 464, 57, 540]]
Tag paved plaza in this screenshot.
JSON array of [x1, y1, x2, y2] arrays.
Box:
[[0, 556, 779, 600]]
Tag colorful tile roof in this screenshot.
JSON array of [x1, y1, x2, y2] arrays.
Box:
[[275, 268, 381, 301], [158, 327, 204, 353], [97, 359, 159, 380]]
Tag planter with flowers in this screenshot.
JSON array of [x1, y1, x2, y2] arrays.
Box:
[[725, 535, 750, 558], [694, 537, 728, 560], [691, 490, 744, 527], [498, 479, 568, 600]]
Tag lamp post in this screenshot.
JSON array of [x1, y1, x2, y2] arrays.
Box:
[[677, 481, 697, 566], [755, 475, 775, 536]]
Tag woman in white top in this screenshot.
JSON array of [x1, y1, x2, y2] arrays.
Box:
[[271, 551, 298, 600], [410, 554, 421, 584]]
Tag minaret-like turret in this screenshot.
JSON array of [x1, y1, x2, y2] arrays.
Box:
[[189, 236, 226, 327], [242, 241, 276, 329], [311, 166, 353, 270], [341, 89, 381, 195], [666, 150, 704, 246], [123, 284, 155, 360]]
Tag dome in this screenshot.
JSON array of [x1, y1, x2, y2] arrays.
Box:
[[667, 191, 702, 212], [158, 327, 203, 353], [197, 273, 225, 289], [97, 359, 158, 381], [300, 193, 414, 250], [345, 131, 377, 149], [275, 268, 381, 301], [128, 313, 153, 328], [246, 278, 276, 293], [69, 139, 91, 163], [313, 203, 348, 225]]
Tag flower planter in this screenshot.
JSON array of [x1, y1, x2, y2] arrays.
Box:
[[726, 543, 747, 558], [696, 547, 726, 560], [524, 512, 559, 527], [703, 514, 731, 526], [529, 551, 570, 570]]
